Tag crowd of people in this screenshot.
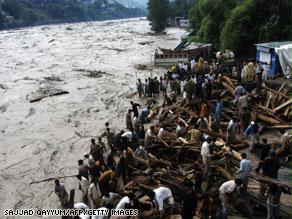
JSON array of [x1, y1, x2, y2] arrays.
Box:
[[53, 56, 290, 219]]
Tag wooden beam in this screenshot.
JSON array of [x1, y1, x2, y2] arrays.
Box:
[[265, 124, 291, 129], [257, 114, 282, 124], [263, 83, 289, 99], [272, 99, 292, 113]]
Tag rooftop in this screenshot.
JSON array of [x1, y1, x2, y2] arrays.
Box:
[[255, 41, 291, 49]]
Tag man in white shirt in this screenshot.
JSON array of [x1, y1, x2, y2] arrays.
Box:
[[144, 126, 156, 147], [191, 58, 196, 72], [74, 203, 90, 219], [219, 179, 242, 214], [115, 192, 135, 210], [88, 179, 102, 209], [121, 131, 132, 141], [226, 117, 237, 144], [77, 175, 90, 204], [201, 137, 212, 178], [196, 116, 210, 130], [146, 187, 174, 218]]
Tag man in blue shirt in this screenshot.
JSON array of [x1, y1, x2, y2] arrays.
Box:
[[236, 153, 252, 193], [244, 121, 261, 152], [215, 98, 223, 130]]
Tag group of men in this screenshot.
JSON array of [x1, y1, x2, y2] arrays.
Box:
[[53, 55, 289, 219]]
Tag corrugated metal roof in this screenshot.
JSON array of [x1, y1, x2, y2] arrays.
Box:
[[255, 41, 291, 49]]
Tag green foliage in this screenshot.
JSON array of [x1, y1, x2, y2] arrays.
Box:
[[2, 0, 22, 19], [169, 0, 191, 18], [189, 0, 238, 48], [0, 13, 4, 28], [148, 0, 169, 32], [189, 0, 291, 53], [219, 0, 255, 52]]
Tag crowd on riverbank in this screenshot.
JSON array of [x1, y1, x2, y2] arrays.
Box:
[[53, 56, 291, 219]]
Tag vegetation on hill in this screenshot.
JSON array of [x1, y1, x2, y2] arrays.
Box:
[[0, 0, 146, 29], [189, 0, 291, 53]]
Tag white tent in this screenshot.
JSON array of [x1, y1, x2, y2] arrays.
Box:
[[275, 43, 291, 78]]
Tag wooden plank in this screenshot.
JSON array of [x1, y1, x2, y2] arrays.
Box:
[[263, 83, 289, 99], [265, 91, 272, 108], [221, 81, 235, 95], [265, 124, 291, 129], [257, 114, 281, 124], [156, 136, 171, 148], [249, 173, 291, 192], [216, 166, 234, 180], [272, 99, 292, 113], [255, 104, 275, 114]]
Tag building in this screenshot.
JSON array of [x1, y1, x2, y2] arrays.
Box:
[[168, 17, 190, 29], [255, 41, 291, 77], [154, 40, 212, 67]]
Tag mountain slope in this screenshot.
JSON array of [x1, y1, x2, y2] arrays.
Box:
[[0, 0, 146, 29], [115, 0, 147, 11]]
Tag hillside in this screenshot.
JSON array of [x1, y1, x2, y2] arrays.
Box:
[[189, 0, 291, 53], [116, 0, 147, 11], [0, 0, 146, 29]]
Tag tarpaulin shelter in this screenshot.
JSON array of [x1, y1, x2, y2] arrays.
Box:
[[275, 43, 291, 78], [255, 41, 291, 78]]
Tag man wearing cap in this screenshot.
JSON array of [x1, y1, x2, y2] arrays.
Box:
[[244, 121, 261, 152]]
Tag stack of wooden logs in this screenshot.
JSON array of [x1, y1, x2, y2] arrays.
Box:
[[219, 75, 291, 129]]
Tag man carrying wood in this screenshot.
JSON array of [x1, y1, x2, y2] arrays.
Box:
[[144, 186, 174, 218], [219, 179, 242, 216]]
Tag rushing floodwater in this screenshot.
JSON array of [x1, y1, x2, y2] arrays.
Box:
[[0, 18, 186, 217]]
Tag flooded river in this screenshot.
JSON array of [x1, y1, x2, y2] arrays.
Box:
[[0, 18, 186, 217]]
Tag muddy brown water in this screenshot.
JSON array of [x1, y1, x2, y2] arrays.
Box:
[[0, 18, 186, 218]]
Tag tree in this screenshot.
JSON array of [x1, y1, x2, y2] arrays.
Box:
[[189, 0, 238, 47], [148, 0, 169, 32], [0, 13, 4, 28], [219, 0, 255, 52], [2, 0, 22, 19], [189, 0, 291, 53]]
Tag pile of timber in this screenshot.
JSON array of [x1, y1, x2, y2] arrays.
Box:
[[220, 75, 291, 129], [121, 89, 291, 218]]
